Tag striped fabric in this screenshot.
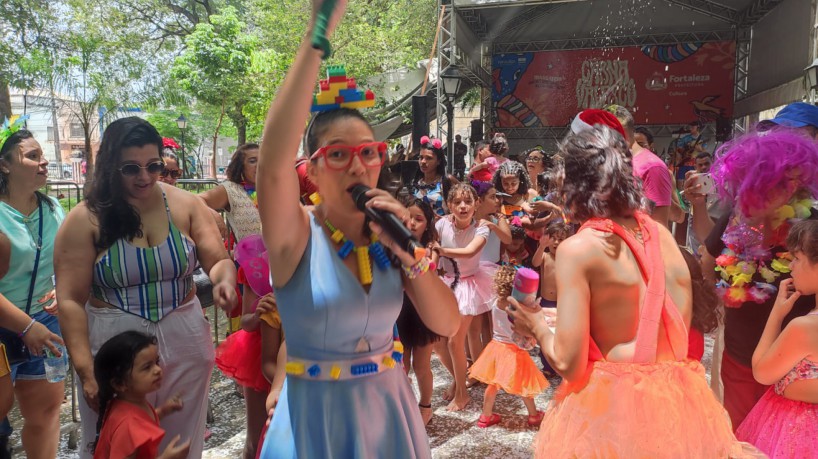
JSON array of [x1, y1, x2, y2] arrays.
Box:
[[92, 191, 198, 322]]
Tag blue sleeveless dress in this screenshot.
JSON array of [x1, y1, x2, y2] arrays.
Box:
[[262, 212, 431, 458]]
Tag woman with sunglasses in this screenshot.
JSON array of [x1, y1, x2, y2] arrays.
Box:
[[200, 144, 261, 243], [55, 117, 237, 459], [255, 1, 459, 457], [0, 123, 66, 458], [159, 151, 183, 186]]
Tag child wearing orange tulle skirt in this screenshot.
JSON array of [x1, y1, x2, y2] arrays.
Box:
[[469, 301, 549, 428]]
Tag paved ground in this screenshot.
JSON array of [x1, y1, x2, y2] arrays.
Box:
[[8, 309, 715, 458]]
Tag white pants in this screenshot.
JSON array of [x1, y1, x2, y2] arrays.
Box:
[[77, 298, 215, 459]]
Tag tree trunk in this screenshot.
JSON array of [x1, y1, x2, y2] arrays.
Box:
[[233, 102, 246, 146], [212, 98, 225, 179], [0, 80, 11, 120]]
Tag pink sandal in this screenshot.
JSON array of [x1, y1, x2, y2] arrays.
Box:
[[476, 413, 502, 428], [527, 411, 544, 427]]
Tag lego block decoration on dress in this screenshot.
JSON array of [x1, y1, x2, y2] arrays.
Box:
[[311, 65, 376, 113]]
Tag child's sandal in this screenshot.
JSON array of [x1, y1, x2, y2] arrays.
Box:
[[527, 411, 544, 427], [476, 413, 501, 428]]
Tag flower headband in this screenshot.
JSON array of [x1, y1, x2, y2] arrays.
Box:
[[0, 115, 29, 153], [311, 65, 375, 113], [420, 136, 443, 150]]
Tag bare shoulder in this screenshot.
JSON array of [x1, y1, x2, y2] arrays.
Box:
[[162, 183, 204, 211], [63, 201, 97, 228], [555, 232, 600, 266]]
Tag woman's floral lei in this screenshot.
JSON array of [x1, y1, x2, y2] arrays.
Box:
[[242, 182, 257, 208], [715, 197, 814, 307]]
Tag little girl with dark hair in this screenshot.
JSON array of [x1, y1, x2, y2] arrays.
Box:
[[93, 331, 189, 459], [736, 220, 818, 457], [396, 196, 441, 425]]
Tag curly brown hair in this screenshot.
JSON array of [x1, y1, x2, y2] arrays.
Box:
[[558, 126, 642, 222], [493, 264, 517, 308], [787, 220, 818, 264]]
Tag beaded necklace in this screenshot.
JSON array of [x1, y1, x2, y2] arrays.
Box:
[[323, 217, 391, 285], [715, 197, 815, 308]]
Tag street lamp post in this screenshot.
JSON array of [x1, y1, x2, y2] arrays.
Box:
[[176, 114, 188, 178], [804, 59, 818, 103], [440, 67, 462, 176]]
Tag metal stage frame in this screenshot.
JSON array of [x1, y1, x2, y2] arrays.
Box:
[[435, 0, 789, 145]]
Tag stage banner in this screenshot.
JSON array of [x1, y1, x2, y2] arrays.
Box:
[[492, 41, 736, 127]]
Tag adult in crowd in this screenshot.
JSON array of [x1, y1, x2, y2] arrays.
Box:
[[55, 117, 237, 459], [0, 122, 66, 458], [159, 151, 182, 187], [254, 0, 459, 455], [468, 140, 492, 182], [686, 102, 818, 255], [507, 125, 760, 457], [702, 129, 818, 430], [200, 143, 262, 243], [683, 152, 717, 256], [608, 105, 673, 228], [674, 120, 708, 187], [453, 134, 468, 180], [413, 136, 457, 218]]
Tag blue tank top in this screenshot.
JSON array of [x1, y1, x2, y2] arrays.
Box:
[[276, 212, 403, 361], [0, 197, 64, 315]]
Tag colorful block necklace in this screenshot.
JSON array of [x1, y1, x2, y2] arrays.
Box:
[[324, 218, 391, 285]]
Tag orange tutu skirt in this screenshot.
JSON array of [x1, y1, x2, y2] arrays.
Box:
[[215, 329, 270, 393], [468, 339, 550, 398], [535, 360, 765, 458]]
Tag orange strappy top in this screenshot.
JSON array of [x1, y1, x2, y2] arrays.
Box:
[[579, 212, 689, 365]]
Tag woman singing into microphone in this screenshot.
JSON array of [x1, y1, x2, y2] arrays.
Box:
[[255, 1, 459, 457]]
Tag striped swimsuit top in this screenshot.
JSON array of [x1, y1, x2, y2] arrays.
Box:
[[92, 190, 198, 322]]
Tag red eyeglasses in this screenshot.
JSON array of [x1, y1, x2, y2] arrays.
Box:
[[310, 142, 388, 170]]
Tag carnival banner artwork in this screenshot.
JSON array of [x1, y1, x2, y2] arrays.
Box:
[[492, 41, 736, 127]]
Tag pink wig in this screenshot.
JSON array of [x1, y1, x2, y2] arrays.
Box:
[[711, 129, 818, 216]]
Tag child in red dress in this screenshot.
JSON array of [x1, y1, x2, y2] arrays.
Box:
[[93, 331, 189, 459]]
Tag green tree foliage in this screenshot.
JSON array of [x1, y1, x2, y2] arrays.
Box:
[[171, 6, 261, 176]]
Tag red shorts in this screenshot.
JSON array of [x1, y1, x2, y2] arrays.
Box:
[[721, 351, 768, 431]]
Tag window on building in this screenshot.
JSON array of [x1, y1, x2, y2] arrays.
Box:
[[47, 126, 54, 142], [69, 123, 84, 139]]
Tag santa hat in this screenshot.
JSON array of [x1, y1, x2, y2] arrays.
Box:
[[570, 109, 626, 139]]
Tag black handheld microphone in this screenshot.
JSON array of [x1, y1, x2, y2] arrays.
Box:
[[348, 184, 426, 261]]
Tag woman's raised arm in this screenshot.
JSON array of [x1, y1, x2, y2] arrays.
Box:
[[256, 0, 348, 287]]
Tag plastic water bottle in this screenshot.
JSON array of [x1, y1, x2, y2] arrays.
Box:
[[509, 268, 539, 350], [43, 344, 68, 383]]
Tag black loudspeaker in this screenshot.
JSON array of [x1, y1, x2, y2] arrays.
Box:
[[715, 117, 733, 142], [411, 95, 429, 155], [470, 119, 483, 143]]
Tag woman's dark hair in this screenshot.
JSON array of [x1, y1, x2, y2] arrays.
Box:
[[0, 129, 55, 210], [399, 196, 438, 246], [787, 220, 818, 264], [415, 139, 447, 182], [93, 331, 158, 452], [489, 133, 509, 156], [85, 117, 163, 249], [634, 126, 654, 145], [225, 143, 260, 184], [558, 126, 642, 222], [492, 160, 532, 197], [524, 148, 555, 172], [305, 108, 371, 155], [679, 248, 721, 334]]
